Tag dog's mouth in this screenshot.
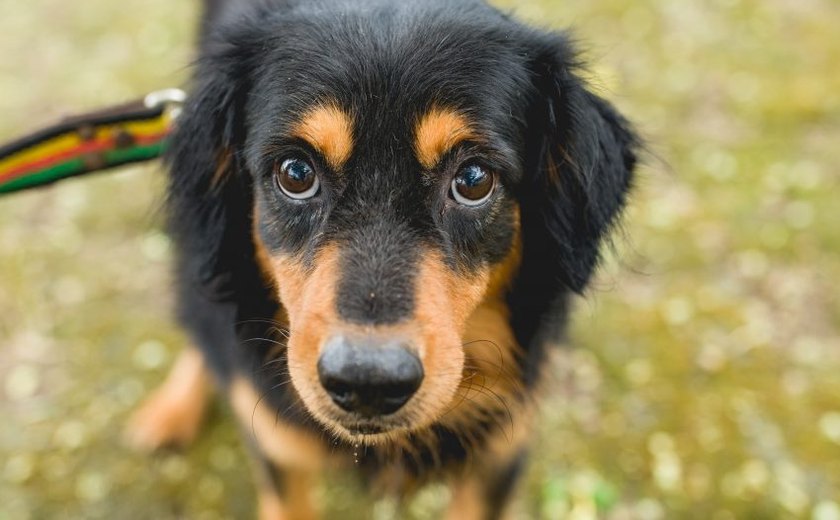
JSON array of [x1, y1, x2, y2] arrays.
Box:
[[343, 421, 386, 435], [328, 412, 414, 440]]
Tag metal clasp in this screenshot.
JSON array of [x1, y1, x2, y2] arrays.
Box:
[[144, 88, 187, 119]]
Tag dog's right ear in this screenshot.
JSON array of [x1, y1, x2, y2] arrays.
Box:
[[165, 31, 256, 300]]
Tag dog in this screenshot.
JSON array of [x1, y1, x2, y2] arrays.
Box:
[[124, 0, 639, 517]]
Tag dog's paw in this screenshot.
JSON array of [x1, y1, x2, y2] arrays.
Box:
[[123, 387, 206, 452], [123, 348, 211, 452]]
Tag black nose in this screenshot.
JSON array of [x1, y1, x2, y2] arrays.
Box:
[[317, 335, 424, 417]]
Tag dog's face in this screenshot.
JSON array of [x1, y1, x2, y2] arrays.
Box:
[[169, 1, 637, 444], [246, 16, 528, 442]]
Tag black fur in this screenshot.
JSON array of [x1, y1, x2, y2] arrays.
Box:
[[166, 0, 638, 505]]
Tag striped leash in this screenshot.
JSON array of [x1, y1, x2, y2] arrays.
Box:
[[0, 89, 185, 195]]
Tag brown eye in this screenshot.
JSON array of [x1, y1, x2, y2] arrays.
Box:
[[274, 157, 319, 199], [451, 164, 495, 206]]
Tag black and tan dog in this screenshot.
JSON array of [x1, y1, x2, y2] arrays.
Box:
[[125, 0, 638, 517]]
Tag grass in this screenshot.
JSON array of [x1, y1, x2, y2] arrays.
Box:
[[1, 0, 839, 518]]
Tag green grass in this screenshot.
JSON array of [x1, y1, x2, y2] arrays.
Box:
[[1, 0, 839, 518]]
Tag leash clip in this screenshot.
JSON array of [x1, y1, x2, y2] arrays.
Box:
[[144, 88, 187, 119]]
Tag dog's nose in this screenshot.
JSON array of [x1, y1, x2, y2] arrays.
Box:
[[317, 335, 423, 417]]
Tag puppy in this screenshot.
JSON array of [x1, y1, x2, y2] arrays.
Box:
[[127, 0, 639, 517]]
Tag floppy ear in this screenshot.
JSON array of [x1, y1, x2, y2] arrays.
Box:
[[165, 32, 259, 301], [510, 33, 639, 368], [526, 33, 638, 293]]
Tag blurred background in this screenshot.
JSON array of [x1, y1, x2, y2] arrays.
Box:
[[1, 0, 838, 518]]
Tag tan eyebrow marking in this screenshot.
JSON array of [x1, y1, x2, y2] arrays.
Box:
[[292, 103, 354, 170], [414, 107, 476, 169]]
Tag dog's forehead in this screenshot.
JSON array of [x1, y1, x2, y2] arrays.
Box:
[[249, 5, 535, 154]]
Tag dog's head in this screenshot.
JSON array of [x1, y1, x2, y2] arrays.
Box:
[[168, 1, 637, 444]]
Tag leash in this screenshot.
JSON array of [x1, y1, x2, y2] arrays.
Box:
[[0, 88, 185, 195]]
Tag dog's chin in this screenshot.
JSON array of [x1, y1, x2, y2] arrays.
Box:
[[320, 415, 419, 446], [343, 421, 387, 435]]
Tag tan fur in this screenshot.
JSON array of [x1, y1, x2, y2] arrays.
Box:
[[485, 209, 522, 299], [445, 478, 487, 520], [229, 376, 325, 471], [444, 417, 531, 520], [292, 103, 354, 170], [211, 147, 233, 188], [252, 205, 281, 292], [439, 226, 524, 435], [283, 471, 318, 520], [286, 246, 336, 329], [414, 107, 476, 169], [442, 230, 530, 520], [445, 459, 522, 520], [124, 347, 211, 451], [271, 246, 346, 436], [406, 251, 488, 429], [257, 489, 287, 520], [256, 472, 318, 520], [260, 242, 500, 445], [251, 196, 527, 462], [229, 365, 321, 520]]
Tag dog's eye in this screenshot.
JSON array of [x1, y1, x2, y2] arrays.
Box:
[[451, 164, 495, 206], [274, 157, 320, 199]]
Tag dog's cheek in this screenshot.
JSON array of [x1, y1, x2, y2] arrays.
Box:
[[228, 376, 325, 469], [484, 206, 522, 299], [410, 252, 489, 418], [279, 246, 342, 419], [424, 224, 522, 427], [267, 254, 310, 325], [251, 205, 305, 314]]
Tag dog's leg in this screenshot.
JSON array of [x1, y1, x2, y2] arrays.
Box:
[[243, 437, 318, 520], [445, 449, 528, 520], [124, 346, 212, 450], [230, 376, 322, 519], [256, 469, 318, 520]]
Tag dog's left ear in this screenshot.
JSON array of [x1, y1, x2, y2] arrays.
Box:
[[509, 32, 639, 359], [520, 32, 640, 295]]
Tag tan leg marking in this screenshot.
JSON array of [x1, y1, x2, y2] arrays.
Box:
[[445, 420, 532, 520], [230, 377, 321, 519], [257, 488, 287, 520], [255, 472, 317, 520], [229, 376, 324, 471], [124, 347, 212, 451], [446, 477, 487, 520], [445, 473, 519, 520]]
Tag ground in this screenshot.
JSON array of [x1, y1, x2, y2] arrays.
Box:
[[1, 0, 839, 518]]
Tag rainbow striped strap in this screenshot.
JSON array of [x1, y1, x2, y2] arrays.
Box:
[[0, 89, 185, 195]]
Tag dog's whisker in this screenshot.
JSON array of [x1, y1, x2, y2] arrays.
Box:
[[243, 336, 287, 347]]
